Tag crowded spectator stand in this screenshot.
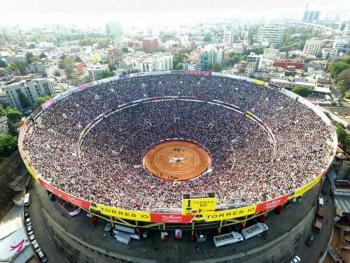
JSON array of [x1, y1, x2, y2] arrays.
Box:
[[18, 71, 337, 229]]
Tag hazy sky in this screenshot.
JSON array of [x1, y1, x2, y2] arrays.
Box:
[[0, 0, 348, 27]]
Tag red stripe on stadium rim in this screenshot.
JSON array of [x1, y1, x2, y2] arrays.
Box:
[[38, 178, 91, 210], [255, 194, 290, 214], [150, 213, 194, 224]]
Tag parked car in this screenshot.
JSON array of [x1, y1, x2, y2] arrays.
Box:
[[37, 249, 48, 263], [31, 240, 41, 252], [47, 191, 56, 201], [24, 193, 31, 206], [290, 255, 301, 263], [306, 235, 315, 247]]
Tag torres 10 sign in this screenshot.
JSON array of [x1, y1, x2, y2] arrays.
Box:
[[182, 197, 217, 215]]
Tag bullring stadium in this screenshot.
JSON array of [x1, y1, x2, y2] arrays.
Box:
[[18, 71, 337, 261]]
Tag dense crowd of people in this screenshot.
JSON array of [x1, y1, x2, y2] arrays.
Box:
[[22, 73, 335, 211]]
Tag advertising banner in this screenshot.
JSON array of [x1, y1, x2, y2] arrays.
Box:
[[38, 178, 91, 210], [150, 213, 194, 224], [255, 194, 289, 214], [182, 197, 217, 215], [41, 98, 57, 110], [184, 70, 212, 76], [254, 80, 269, 87], [90, 204, 151, 222], [79, 81, 94, 91], [292, 175, 322, 198], [201, 205, 256, 222]]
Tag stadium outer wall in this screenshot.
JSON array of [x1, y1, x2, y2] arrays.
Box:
[[18, 71, 338, 231]]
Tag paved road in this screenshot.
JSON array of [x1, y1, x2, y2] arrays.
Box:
[[28, 184, 70, 263], [294, 178, 334, 263]]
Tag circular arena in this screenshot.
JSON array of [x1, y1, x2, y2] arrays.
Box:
[[19, 71, 337, 227]]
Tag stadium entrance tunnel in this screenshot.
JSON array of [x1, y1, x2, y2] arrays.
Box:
[[142, 139, 212, 181]]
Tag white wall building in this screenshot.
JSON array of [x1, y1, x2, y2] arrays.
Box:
[[333, 38, 348, 49], [4, 77, 56, 110], [223, 31, 234, 46], [263, 48, 279, 61], [303, 39, 323, 56], [123, 52, 173, 73], [258, 25, 283, 46]]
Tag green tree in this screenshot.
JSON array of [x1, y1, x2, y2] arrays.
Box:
[[345, 90, 350, 99], [79, 37, 94, 46], [0, 59, 7, 68], [292, 85, 311, 97], [5, 107, 22, 122], [212, 63, 222, 72], [54, 70, 61, 77], [337, 68, 350, 95], [14, 61, 27, 75], [203, 33, 212, 42], [122, 47, 129, 53], [39, 52, 47, 59], [345, 135, 350, 152], [98, 38, 110, 48], [6, 63, 17, 72], [0, 134, 17, 159], [75, 56, 82, 62], [336, 124, 348, 143], [175, 63, 183, 70], [108, 64, 116, 71], [7, 120, 19, 136], [0, 106, 6, 116], [102, 70, 114, 79], [35, 96, 52, 106], [16, 90, 31, 108], [173, 52, 185, 69], [329, 61, 350, 78], [26, 52, 34, 64], [244, 47, 264, 55], [227, 52, 241, 66]]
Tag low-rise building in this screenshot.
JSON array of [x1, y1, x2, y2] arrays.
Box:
[[122, 52, 173, 72], [273, 59, 304, 70], [87, 64, 105, 81], [263, 48, 279, 61], [270, 77, 315, 90]]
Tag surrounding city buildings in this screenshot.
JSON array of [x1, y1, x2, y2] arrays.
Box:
[[258, 24, 283, 46], [222, 31, 234, 46], [143, 38, 160, 53], [303, 10, 320, 23], [4, 77, 56, 110], [263, 48, 279, 61], [303, 39, 324, 56], [87, 64, 105, 81], [122, 52, 173, 72]]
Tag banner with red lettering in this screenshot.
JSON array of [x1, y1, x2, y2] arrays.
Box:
[[184, 70, 212, 76], [79, 81, 94, 91], [38, 178, 91, 210], [150, 213, 194, 224], [41, 98, 57, 110], [255, 194, 289, 214]]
